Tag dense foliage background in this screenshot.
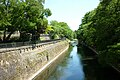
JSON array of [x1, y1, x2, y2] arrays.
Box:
[[77, 0, 120, 67], [0, 0, 74, 42], [0, 0, 52, 42], [49, 20, 75, 40]]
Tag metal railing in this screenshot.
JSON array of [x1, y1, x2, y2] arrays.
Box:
[[0, 39, 61, 48], [0, 39, 64, 53]]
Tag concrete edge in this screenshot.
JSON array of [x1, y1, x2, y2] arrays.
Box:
[[28, 45, 69, 80]]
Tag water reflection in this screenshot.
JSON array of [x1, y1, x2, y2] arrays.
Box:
[[48, 46, 85, 80], [34, 44, 120, 80], [78, 45, 120, 80]]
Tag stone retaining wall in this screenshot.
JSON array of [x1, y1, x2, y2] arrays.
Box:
[[0, 41, 69, 80]]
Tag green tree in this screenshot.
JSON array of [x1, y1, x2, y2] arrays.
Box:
[[77, 0, 120, 67], [0, 0, 52, 42], [49, 20, 74, 40]]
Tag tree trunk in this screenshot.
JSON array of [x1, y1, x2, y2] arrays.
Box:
[[3, 30, 14, 42], [5, 31, 14, 41], [3, 28, 6, 42]]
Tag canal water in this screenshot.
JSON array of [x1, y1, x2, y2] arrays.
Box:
[[35, 44, 120, 80], [47, 46, 85, 80]]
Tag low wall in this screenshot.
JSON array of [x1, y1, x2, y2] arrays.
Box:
[[0, 40, 69, 80]]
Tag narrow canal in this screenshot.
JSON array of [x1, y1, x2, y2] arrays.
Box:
[[35, 44, 120, 80], [47, 46, 85, 80]]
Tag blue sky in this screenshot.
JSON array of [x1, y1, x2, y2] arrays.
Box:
[[44, 0, 100, 31]]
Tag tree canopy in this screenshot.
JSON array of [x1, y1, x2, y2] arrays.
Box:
[[49, 20, 74, 40], [0, 0, 52, 42], [77, 0, 120, 67]]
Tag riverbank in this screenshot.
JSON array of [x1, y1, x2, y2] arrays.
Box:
[[78, 42, 120, 73], [30, 43, 69, 80], [83, 58, 120, 80], [0, 40, 69, 80], [78, 45, 120, 80]]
